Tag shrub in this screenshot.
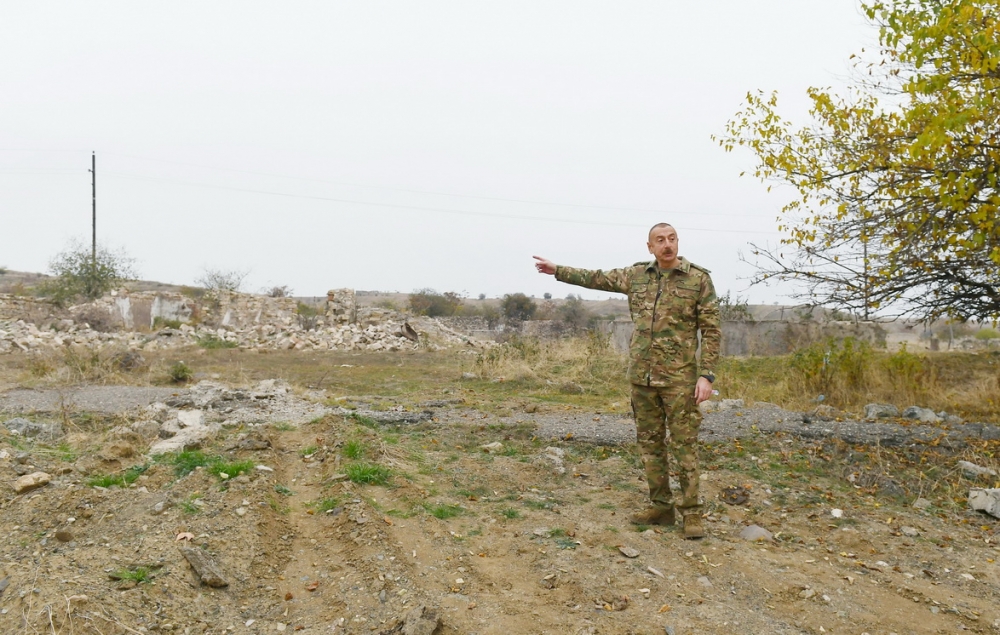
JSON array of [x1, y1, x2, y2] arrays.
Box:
[[557, 295, 592, 332], [790, 337, 874, 396], [169, 361, 193, 383], [345, 462, 391, 485], [152, 317, 183, 330], [975, 328, 1000, 340], [197, 267, 249, 293], [500, 293, 537, 323], [196, 334, 238, 349], [41, 241, 137, 305], [408, 289, 463, 317], [266, 285, 292, 298]]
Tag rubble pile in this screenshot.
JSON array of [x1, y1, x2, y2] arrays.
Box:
[[0, 315, 484, 355]]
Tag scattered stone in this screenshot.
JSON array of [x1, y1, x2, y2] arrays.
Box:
[[719, 485, 750, 505], [799, 587, 816, 599], [54, 530, 74, 542], [831, 508, 844, 519], [618, 546, 639, 558], [900, 526, 920, 537], [479, 442, 504, 454], [233, 436, 271, 451], [559, 382, 584, 395], [0, 577, 8, 595], [179, 547, 229, 587], [901, 406, 941, 423], [738, 524, 773, 542], [968, 488, 1000, 518], [13, 471, 51, 494], [697, 576, 713, 588], [379, 605, 441, 635], [864, 403, 899, 419], [461, 372, 477, 380], [540, 447, 566, 475], [700, 398, 744, 413], [4, 417, 63, 440], [912, 497, 932, 510], [957, 460, 997, 478], [113, 350, 146, 371]]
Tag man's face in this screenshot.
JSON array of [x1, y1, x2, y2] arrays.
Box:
[[647, 225, 679, 269]]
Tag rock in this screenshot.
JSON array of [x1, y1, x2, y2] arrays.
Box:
[[55, 530, 74, 542], [864, 403, 899, 419], [113, 350, 146, 371], [810, 405, 841, 421], [13, 471, 51, 494], [559, 382, 585, 395], [179, 547, 229, 587], [539, 447, 566, 474], [461, 372, 477, 380], [379, 605, 441, 635], [831, 508, 844, 518], [957, 460, 997, 478], [618, 546, 639, 558], [799, 587, 816, 599], [902, 406, 941, 423], [4, 417, 63, 440], [479, 442, 504, 454], [968, 488, 1000, 518], [912, 497, 932, 510], [900, 526, 920, 537], [738, 524, 773, 542], [697, 576, 713, 588]]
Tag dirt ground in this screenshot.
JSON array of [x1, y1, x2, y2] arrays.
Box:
[[2, 357, 1000, 634]]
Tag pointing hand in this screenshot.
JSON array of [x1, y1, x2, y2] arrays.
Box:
[[533, 256, 556, 275]]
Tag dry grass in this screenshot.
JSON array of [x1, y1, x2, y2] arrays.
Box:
[[1, 333, 998, 421]]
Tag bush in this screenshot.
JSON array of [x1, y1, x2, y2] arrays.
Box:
[[41, 241, 137, 306], [557, 295, 591, 332], [197, 267, 249, 293], [169, 361, 193, 383], [196, 334, 238, 349], [975, 328, 1000, 340], [409, 289, 463, 317], [266, 285, 292, 298], [500, 293, 537, 323], [790, 337, 873, 396], [152, 317, 183, 330]]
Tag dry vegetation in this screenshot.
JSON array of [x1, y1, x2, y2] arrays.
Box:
[[2, 337, 1000, 634]]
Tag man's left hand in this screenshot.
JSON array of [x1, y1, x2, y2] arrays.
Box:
[[694, 376, 713, 405]]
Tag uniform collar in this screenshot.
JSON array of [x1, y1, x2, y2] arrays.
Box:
[[645, 256, 691, 274]]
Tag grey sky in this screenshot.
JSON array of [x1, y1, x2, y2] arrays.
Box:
[[1, 2, 873, 301]]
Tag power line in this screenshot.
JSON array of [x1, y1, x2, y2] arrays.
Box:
[[101, 150, 750, 219], [102, 170, 780, 235]]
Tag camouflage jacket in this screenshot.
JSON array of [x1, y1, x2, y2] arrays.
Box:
[[555, 257, 721, 387]]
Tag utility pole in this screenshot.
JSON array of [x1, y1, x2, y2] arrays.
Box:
[[89, 152, 96, 266]]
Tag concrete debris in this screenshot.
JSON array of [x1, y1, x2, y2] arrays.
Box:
[[618, 546, 640, 558], [900, 526, 920, 537], [379, 605, 441, 635], [180, 547, 229, 587], [700, 398, 745, 413], [864, 403, 899, 419], [13, 471, 51, 494], [3, 417, 63, 440], [0, 312, 487, 356], [968, 488, 1000, 518], [738, 524, 774, 542], [901, 406, 941, 423], [540, 447, 567, 474], [912, 497, 932, 510], [957, 460, 997, 478]]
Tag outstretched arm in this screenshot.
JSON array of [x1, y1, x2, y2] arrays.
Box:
[[533, 256, 631, 294]]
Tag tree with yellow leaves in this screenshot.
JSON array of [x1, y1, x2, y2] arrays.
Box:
[[719, 0, 1000, 321]]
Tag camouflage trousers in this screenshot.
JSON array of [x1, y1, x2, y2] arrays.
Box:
[[631, 381, 702, 510]]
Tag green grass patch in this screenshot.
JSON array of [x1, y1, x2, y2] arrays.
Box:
[[208, 460, 255, 480], [273, 422, 297, 431], [347, 412, 379, 428], [178, 494, 203, 515], [311, 497, 341, 513], [343, 440, 365, 459], [113, 566, 155, 583], [196, 334, 238, 349], [424, 503, 464, 519], [87, 464, 148, 489], [300, 445, 319, 457], [274, 484, 294, 496], [155, 451, 254, 480], [500, 507, 521, 519], [345, 462, 392, 485]]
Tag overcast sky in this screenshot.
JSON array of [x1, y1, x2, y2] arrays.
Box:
[[1, 2, 874, 302]]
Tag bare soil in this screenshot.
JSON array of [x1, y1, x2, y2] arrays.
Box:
[[2, 365, 1000, 634]]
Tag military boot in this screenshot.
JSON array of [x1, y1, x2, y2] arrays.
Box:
[[629, 506, 675, 526], [682, 511, 705, 539]]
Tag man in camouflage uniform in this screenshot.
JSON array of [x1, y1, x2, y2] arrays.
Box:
[[533, 223, 720, 539]]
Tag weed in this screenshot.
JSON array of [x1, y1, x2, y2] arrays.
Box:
[[554, 537, 578, 550], [597, 503, 616, 510], [343, 440, 366, 459], [300, 445, 319, 457], [169, 361, 193, 383], [274, 484, 294, 496], [113, 566, 154, 583], [425, 503, 464, 519], [209, 460, 255, 480], [273, 422, 297, 431], [87, 464, 148, 488], [313, 498, 341, 513], [267, 497, 290, 515], [153, 317, 183, 330], [500, 507, 521, 519], [196, 334, 238, 349], [346, 462, 392, 485], [161, 450, 211, 477], [178, 494, 204, 514], [347, 412, 379, 428]]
